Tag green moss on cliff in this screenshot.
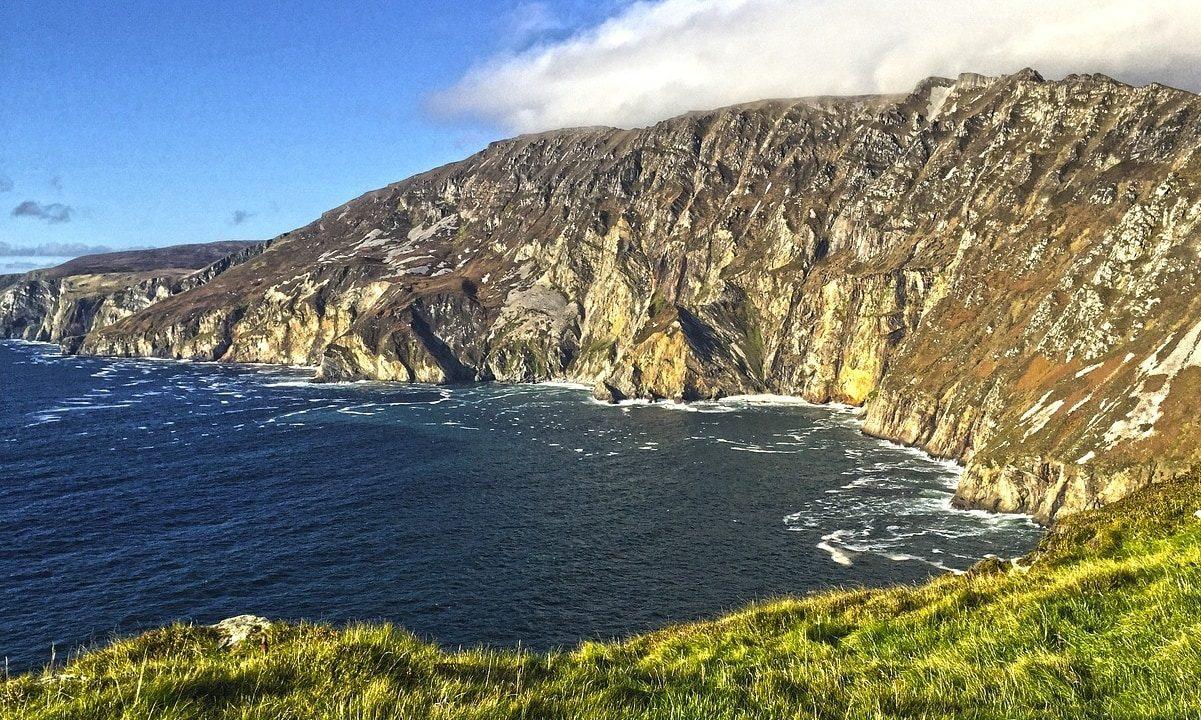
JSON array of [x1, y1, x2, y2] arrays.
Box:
[[5, 476, 1201, 719]]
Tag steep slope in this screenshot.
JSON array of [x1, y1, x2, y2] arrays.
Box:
[[0, 241, 261, 344], [34, 69, 1201, 522]]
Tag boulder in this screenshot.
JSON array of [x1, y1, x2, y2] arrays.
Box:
[[211, 615, 272, 648]]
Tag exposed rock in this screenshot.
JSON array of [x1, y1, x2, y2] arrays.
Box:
[[965, 555, 1009, 577], [210, 615, 272, 648], [8, 71, 1201, 523], [592, 381, 627, 403], [0, 241, 262, 343]]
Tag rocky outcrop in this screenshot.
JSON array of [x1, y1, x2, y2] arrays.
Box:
[[210, 615, 272, 649], [15, 70, 1201, 523], [0, 273, 185, 344], [0, 241, 262, 344]]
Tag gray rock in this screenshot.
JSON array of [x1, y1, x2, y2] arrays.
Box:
[[211, 615, 272, 648]]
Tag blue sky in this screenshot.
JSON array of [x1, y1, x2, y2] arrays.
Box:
[[4, 1, 1194, 256], [0, 1, 614, 253]]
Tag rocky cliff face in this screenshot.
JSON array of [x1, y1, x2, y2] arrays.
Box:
[[11, 70, 1201, 523], [0, 241, 261, 345]]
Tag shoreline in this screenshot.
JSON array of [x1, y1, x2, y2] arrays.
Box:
[[3, 337, 1047, 672], [7, 337, 1043, 534], [13, 337, 1048, 563]]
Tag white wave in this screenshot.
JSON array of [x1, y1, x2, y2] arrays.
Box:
[[537, 380, 592, 391], [876, 551, 965, 575], [942, 500, 1040, 528], [729, 445, 795, 454], [837, 477, 908, 491], [719, 393, 820, 407], [811, 527, 969, 573], [596, 397, 653, 408], [24, 415, 62, 427], [275, 408, 313, 419], [43, 403, 132, 413], [588, 396, 731, 413], [667, 401, 737, 413], [336, 404, 381, 416], [816, 532, 856, 566], [870, 437, 962, 476], [262, 380, 317, 388]]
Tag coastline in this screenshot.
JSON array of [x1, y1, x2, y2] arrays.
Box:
[[9, 337, 1044, 581], [9, 337, 1044, 535]]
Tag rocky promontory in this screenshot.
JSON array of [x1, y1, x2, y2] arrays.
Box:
[[0, 241, 261, 346]]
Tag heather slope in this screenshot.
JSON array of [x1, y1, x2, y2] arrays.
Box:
[[40, 241, 257, 279]]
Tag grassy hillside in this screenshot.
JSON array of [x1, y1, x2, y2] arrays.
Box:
[[41, 241, 259, 279], [5, 477, 1201, 719]]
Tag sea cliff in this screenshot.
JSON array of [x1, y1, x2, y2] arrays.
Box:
[[7, 70, 1201, 522]]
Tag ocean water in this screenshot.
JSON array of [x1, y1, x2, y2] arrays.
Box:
[[0, 340, 1039, 670]]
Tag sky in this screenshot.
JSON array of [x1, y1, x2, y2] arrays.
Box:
[[3, 0, 1198, 256]]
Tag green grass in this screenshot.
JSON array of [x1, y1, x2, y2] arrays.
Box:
[[6, 476, 1201, 719]]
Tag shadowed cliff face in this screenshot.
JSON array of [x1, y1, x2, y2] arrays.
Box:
[[19, 70, 1201, 523]]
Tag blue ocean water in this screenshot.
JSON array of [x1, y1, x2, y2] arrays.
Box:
[[0, 340, 1038, 670]]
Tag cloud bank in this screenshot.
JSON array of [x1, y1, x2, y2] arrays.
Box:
[[434, 0, 1201, 133], [11, 200, 73, 224], [0, 241, 113, 257]]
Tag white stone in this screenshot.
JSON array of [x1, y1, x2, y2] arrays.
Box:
[[211, 615, 271, 648]]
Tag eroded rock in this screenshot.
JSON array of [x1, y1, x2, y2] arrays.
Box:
[[211, 615, 272, 649]]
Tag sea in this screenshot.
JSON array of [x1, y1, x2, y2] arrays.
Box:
[[0, 339, 1039, 670]]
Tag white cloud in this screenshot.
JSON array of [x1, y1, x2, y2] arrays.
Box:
[[506, 2, 567, 47], [433, 0, 1201, 133]]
